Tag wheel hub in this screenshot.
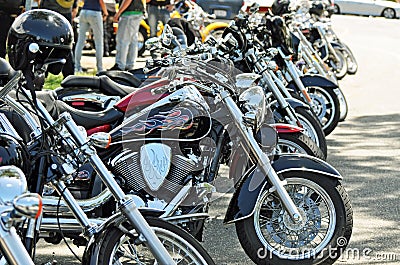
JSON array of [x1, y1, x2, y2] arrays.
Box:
[[282, 208, 307, 231], [310, 93, 327, 119], [265, 193, 322, 248]]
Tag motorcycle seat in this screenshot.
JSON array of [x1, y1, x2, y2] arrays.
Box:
[[54, 100, 124, 130], [97, 70, 142, 88], [61, 75, 139, 97]]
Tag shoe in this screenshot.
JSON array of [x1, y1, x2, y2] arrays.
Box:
[[108, 64, 123, 71], [103, 51, 110, 57]]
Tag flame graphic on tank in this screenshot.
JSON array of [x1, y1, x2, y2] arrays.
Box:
[[125, 108, 194, 135]]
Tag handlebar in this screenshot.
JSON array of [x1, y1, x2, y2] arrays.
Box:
[[0, 71, 22, 99]]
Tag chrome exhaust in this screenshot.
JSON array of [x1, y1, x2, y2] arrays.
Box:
[[42, 188, 112, 216], [39, 217, 104, 235]]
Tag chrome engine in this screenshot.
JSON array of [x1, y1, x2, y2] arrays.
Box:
[[110, 143, 197, 202]]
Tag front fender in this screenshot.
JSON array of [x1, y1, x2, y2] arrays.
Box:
[[287, 75, 338, 90], [82, 208, 164, 264], [271, 97, 310, 111], [202, 22, 228, 40], [224, 154, 342, 224]]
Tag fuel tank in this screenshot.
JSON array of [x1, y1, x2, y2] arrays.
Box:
[[110, 85, 212, 143]]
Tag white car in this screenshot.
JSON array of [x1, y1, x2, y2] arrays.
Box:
[[332, 0, 400, 19]]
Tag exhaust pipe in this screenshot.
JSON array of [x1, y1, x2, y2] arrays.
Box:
[[42, 188, 112, 216], [40, 217, 105, 235]]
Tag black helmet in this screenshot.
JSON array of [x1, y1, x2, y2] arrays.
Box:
[[7, 9, 73, 74], [271, 0, 290, 16], [309, 2, 325, 17]]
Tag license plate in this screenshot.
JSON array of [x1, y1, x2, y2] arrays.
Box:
[[214, 9, 227, 18]]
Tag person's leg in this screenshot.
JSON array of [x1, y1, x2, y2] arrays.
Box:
[[88, 10, 104, 72], [115, 16, 130, 69], [74, 10, 90, 72], [147, 5, 158, 37], [161, 8, 170, 25], [103, 16, 112, 56], [125, 15, 142, 70]]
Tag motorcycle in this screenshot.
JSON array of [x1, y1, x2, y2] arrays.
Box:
[[0, 165, 42, 265], [0, 66, 215, 264], [6, 39, 352, 264], [253, 13, 345, 132]]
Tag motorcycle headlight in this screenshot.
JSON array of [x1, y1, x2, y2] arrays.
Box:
[[239, 86, 266, 129], [0, 166, 27, 204]]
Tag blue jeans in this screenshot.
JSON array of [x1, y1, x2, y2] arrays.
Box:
[[74, 9, 104, 72], [115, 14, 142, 70], [147, 5, 170, 37]]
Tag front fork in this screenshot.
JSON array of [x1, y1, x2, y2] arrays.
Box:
[[0, 225, 35, 265], [61, 113, 176, 265], [219, 90, 302, 223], [316, 26, 341, 63]]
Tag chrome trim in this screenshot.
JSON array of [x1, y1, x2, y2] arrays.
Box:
[[161, 182, 192, 217], [140, 143, 172, 191], [62, 93, 120, 109]]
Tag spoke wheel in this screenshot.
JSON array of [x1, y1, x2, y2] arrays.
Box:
[[97, 217, 214, 264], [307, 86, 340, 136], [254, 178, 336, 260], [235, 171, 353, 265]]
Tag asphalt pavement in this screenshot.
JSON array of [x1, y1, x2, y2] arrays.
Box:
[[35, 15, 400, 265]]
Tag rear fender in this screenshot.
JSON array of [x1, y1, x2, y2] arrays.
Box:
[[272, 123, 303, 134], [202, 22, 228, 40], [224, 154, 342, 224]]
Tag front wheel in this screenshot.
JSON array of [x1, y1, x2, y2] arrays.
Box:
[[293, 107, 327, 158], [236, 171, 353, 265], [277, 132, 326, 160], [307, 86, 341, 136], [97, 217, 215, 264], [341, 43, 358, 75], [329, 48, 348, 80]]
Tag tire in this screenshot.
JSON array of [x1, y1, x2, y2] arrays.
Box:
[[97, 217, 215, 265], [138, 26, 148, 57], [382, 8, 396, 19], [277, 132, 326, 160], [307, 86, 340, 136], [333, 4, 340, 14], [293, 107, 327, 158], [235, 171, 353, 265], [329, 48, 347, 80], [341, 43, 358, 75], [333, 86, 348, 122]]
